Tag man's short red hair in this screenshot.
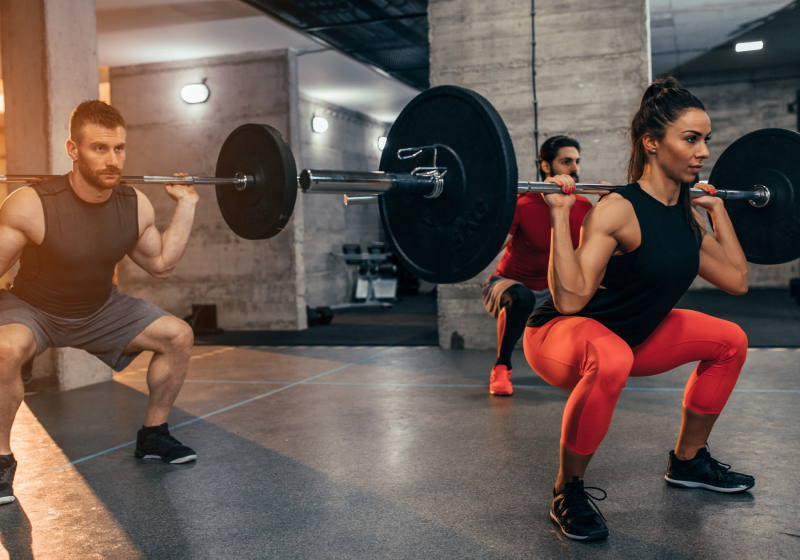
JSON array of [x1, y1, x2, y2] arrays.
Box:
[[69, 100, 125, 143]]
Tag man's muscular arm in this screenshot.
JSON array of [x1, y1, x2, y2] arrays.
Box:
[[127, 180, 199, 279], [0, 188, 44, 277]]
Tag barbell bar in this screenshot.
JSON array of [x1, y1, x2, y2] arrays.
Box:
[[304, 172, 772, 209], [0, 173, 252, 189], [0, 171, 769, 208]]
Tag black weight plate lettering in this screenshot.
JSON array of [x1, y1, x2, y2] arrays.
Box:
[[709, 128, 800, 265], [378, 86, 518, 284], [215, 124, 297, 240]]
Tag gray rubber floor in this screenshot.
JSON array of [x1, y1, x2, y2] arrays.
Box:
[[1, 344, 798, 559]]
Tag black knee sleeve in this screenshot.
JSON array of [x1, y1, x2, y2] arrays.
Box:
[[496, 285, 536, 368]]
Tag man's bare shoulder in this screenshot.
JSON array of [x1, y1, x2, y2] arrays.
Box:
[[0, 187, 43, 224], [132, 187, 154, 211], [0, 187, 45, 243], [131, 187, 155, 230]]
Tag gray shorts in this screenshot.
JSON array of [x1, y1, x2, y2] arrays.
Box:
[[482, 274, 551, 319], [0, 287, 170, 382]]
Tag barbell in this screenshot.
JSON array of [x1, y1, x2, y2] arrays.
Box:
[[4, 86, 799, 283]]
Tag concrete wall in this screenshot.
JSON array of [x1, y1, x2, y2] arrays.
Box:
[[111, 49, 391, 324], [296, 96, 387, 308], [430, 0, 651, 350], [681, 66, 800, 288], [111, 50, 307, 330]]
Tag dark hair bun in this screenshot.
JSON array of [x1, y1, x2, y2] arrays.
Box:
[[644, 76, 683, 102]]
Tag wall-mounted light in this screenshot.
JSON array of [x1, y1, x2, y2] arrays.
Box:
[[378, 136, 387, 151], [181, 81, 210, 104], [312, 115, 329, 133], [735, 41, 763, 53]]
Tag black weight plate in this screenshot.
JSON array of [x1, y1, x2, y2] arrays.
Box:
[[215, 124, 297, 240], [378, 86, 518, 284], [709, 128, 800, 265]]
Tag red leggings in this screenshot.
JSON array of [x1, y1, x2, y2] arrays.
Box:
[[523, 309, 748, 455]]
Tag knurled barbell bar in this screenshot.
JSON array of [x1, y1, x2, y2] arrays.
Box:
[[5, 87, 798, 282]]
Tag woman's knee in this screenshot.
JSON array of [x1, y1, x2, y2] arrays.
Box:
[[592, 342, 634, 395], [720, 322, 748, 365]]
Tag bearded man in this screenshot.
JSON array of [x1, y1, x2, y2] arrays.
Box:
[[0, 100, 200, 506]]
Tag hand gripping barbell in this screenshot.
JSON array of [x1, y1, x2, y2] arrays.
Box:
[[4, 86, 799, 283]]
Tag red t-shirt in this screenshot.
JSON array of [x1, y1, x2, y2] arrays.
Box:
[[495, 193, 592, 290]]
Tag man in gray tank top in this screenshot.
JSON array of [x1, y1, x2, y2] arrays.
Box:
[[0, 101, 199, 505]]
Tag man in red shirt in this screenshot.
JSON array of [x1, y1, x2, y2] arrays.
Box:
[[482, 136, 592, 395]]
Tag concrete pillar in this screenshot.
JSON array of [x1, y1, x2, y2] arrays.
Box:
[[429, 0, 650, 349], [0, 0, 111, 391]]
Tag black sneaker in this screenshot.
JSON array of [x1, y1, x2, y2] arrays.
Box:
[[135, 423, 197, 464], [665, 447, 754, 493], [550, 477, 609, 541], [0, 454, 17, 505]]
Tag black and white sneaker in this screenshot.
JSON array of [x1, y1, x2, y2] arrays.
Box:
[[0, 454, 17, 505], [550, 477, 609, 541], [135, 423, 197, 464], [665, 447, 754, 493]]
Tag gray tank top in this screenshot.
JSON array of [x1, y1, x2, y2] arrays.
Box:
[[11, 174, 139, 318]]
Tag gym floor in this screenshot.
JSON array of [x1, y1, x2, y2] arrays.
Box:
[[1, 342, 798, 559]]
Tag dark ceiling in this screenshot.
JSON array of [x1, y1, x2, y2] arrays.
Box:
[[673, 1, 800, 77], [241, 0, 430, 90]]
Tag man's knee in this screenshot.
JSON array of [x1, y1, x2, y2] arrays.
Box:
[[0, 328, 35, 372], [503, 285, 536, 316], [160, 318, 194, 354]]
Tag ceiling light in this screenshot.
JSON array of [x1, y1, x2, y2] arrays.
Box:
[[378, 136, 387, 151], [312, 116, 329, 133], [181, 83, 210, 104], [735, 41, 763, 53]]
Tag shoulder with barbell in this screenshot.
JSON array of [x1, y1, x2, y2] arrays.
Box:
[[583, 193, 636, 237], [131, 188, 157, 235]]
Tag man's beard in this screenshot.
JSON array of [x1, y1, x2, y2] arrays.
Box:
[[77, 157, 122, 190], [570, 172, 579, 182]]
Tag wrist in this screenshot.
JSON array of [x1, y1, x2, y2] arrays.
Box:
[[176, 197, 198, 207], [550, 206, 571, 218], [706, 198, 725, 214]]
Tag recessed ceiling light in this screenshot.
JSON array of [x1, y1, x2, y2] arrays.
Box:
[[735, 41, 763, 53], [181, 83, 210, 104], [312, 116, 329, 133]]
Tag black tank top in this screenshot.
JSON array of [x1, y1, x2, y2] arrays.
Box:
[[528, 183, 702, 347], [11, 174, 139, 318]]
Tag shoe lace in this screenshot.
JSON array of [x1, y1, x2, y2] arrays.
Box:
[[703, 444, 732, 477], [156, 433, 181, 446], [557, 483, 608, 522]]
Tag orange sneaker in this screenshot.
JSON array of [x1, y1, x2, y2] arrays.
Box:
[[489, 365, 513, 396]]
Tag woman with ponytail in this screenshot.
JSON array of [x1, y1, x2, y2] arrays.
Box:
[[524, 77, 753, 542]]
